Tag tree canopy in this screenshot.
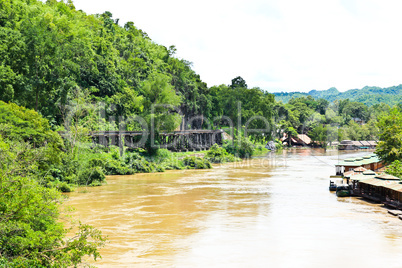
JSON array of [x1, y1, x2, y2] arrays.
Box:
[[376, 108, 402, 163]]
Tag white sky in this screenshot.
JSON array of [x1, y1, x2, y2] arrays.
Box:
[[71, 0, 402, 92]]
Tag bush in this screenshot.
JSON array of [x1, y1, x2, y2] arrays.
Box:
[[124, 151, 142, 164], [89, 158, 106, 168], [153, 148, 172, 164], [0, 135, 105, 266], [104, 158, 131, 175], [161, 159, 185, 170], [183, 156, 212, 169], [275, 138, 283, 150], [205, 144, 239, 163], [223, 136, 255, 158], [57, 181, 73, 192], [128, 158, 155, 173], [252, 144, 269, 156], [78, 166, 106, 185]]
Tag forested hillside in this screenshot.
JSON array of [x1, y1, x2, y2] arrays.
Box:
[[0, 0, 280, 133], [2, 0, 402, 266], [0, 0, 213, 131], [274, 85, 402, 106], [0, 0, 398, 154]]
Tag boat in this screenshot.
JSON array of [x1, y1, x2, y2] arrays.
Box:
[[329, 180, 337, 191], [388, 210, 402, 216], [336, 184, 351, 197]]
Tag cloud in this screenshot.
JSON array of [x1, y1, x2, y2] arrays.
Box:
[[72, 0, 402, 92]]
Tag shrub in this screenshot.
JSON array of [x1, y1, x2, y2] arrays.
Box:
[[124, 151, 143, 165], [251, 144, 269, 156], [153, 148, 172, 163], [104, 158, 131, 175], [275, 138, 283, 150], [89, 158, 106, 168], [129, 158, 155, 173], [223, 136, 255, 158], [161, 160, 185, 170], [0, 135, 105, 266], [78, 166, 106, 185], [183, 156, 212, 169], [57, 181, 73, 192], [205, 144, 239, 163]]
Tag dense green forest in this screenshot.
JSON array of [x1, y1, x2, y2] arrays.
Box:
[[0, 0, 391, 144], [0, 0, 398, 185], [1, 0, 402, 265], [274, 85, 402, 106]]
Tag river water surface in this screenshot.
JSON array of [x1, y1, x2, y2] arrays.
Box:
[[66, 149, 402, 267]]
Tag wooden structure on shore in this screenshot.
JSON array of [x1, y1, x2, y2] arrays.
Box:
[[158, 130, 223, 151], [281, 134, 312, 147], [64, 130, 224, 151], [349, 173, 402, 210], [338, 140, 377, 150]]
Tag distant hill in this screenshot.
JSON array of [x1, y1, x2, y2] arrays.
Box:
[[273, 85, 402, 106]]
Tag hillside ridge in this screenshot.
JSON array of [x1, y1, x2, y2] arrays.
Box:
[[273, 84, 402, 106]]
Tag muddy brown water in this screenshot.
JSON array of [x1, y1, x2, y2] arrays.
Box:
[[66, 149, 402, 267]]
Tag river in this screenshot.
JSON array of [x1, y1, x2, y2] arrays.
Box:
[[66, 149, 402, 267]]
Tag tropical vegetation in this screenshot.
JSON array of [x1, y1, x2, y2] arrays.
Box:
[[2, 0, 402, 265]]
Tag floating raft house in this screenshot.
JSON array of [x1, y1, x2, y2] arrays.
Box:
[[335, 153, 384, 175]]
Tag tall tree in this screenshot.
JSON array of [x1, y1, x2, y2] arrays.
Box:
[[230, 76, 247, 89], [376, 108, 402, 163]]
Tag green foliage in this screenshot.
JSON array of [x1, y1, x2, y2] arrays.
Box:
[[0, 0, 192, 130], [0, 0, 391, 155], [309, 124, 328, 148], [385, 160, 402, 180], [167, 58, 211, 129], [209, 80, 275, 142], [205, 144, 239, 163], [282, 96, 329, 133], [153, 148, 172, 163], [0, 101, 62, 147], [253, 144, 270, 155], [275, 138, 283, 150], [274, 85, 402, 107], [55, 181, 73, 192], [224, 136, 255, 158], [159, 157, 185, 170], [182, 156, 212, 169], [0, 102, 64, 180], [230, 76, 248, 88], [141, 72, 182, 132], [274, 94, 382, 144], [279, 120, 298, 141], [376, 108, 402, 163], [78, 166, 106, 185], [0, 135, 105, 266]]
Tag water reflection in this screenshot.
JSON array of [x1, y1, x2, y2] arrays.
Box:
[[66, 149, 402, 267]]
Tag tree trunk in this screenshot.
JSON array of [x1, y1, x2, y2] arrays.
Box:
[[35, 90, 39, 111]]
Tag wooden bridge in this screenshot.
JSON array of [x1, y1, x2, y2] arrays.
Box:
[[78, 130, 224, 151]]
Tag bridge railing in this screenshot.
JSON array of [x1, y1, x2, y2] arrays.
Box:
[[59, 130, 224, 151]]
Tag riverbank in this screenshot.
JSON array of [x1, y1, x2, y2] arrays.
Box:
[[60, 140, 271, 192], [66, 149, 402, 267]]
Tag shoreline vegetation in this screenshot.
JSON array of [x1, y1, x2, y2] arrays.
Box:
[[1, 0, 402, 266], [0, 99, 275, 266]]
